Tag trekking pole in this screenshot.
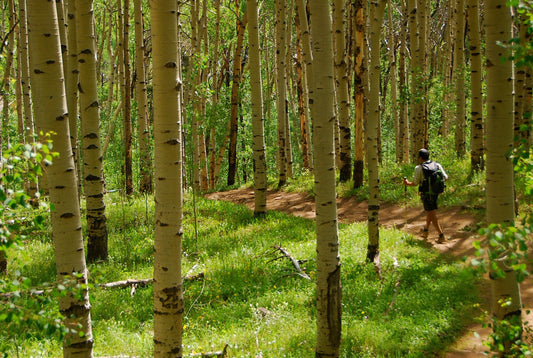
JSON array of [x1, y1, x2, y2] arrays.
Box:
[[403, 177, 408, 227]]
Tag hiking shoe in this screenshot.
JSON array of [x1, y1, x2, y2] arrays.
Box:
[[436, 233, 446, 244], [421, 228, 429, 239]]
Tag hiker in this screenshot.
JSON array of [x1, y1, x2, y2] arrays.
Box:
[[403, 148, 448, 243]]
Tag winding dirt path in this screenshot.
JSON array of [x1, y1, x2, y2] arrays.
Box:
[[205, 188, 533, 357]]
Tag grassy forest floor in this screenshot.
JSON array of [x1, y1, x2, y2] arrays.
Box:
[[205, 187, 533, 357]]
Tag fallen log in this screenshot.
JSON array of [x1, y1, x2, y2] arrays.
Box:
[[188, 344, 229, 358]]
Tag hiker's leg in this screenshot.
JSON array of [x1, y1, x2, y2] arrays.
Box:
[[428, 210, 443, 234], [425, 212, 431, 231]]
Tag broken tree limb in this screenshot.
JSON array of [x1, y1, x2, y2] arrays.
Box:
[[271, 245, 311, 280], [188, 344, 229, 358]]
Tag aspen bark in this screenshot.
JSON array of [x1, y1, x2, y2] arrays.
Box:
[[275, 0, 288, 188], [248, 0, 267, 216], [27, 1, 93, 354], [134, 0, 152, 194], [468, 0, 484, 170], [123, 0, 133, 195], [1, 0, 15, 153], [334, 0, 352, 182], [485, 0, 522, 346], [353, 0, 365, 188], [308, 0, 342, 355], [454, 0, 466, 156], [398, 0, 409, 163], [151, 0, 184, 355], [77, 0, 109, 263]]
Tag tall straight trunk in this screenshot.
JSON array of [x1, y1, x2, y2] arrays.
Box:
[[334, 0, 352, 182], [1, 0, 15, 154], [398, 0, 409, 163], [275, 0, 288, 188], [248, 0, 267, 216], [123, 0, 133, 195], [15, 45, 24, 141], [296, 0, 314, 171], [515, 13, 532, 147], [199, 0, 209, 191], [416, 0, 428, 149], [308, 0, 341, 355], [190, 0, 201, 191], [468, 0, 484, 170], [77, 0, 109, 263], [295, 10, 312, 170], [134, 0, 152, 193], [227, 3, 247, 186], [66, 0, 81, 199], [525, 64, 533, 148], [284, 1, 294, 179], [454, 0, 466, 156], [56, 0, 68, 78], [408, 0, 423, 162], [441, 0, 455, 137], [388, 0, 399, 163], [151, 0, 184, 355], [27, 1, 93, 355], [367, 0, 385, 264], [209, 0, 221, 189], [352, 0, 365, 188], [485, 0, 522, 350]]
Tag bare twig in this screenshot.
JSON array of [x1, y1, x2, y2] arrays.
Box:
[[271, 245, 311, 280]]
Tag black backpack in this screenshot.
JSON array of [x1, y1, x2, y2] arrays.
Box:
[[420, 161, 446, 195]]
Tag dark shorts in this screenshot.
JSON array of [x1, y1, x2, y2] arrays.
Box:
[[421, 193, 438, 211]]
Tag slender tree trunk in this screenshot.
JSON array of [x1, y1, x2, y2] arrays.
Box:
[[227, 3, 247, 186], [441, 0, 455, 137], [27, 1, 93, 355], [275, 0, 288, 188], [66, 0, 81, 199], [468, 0, 484, 170], [308, 0, 341, 356], [151, 0, 184, 355], [1, 0, 15, 154], [454, 0, 466, 157], [416, 0, 428, 149], [295, 10, 311, 170], [398, 0, 409, 163], [123, 0, 133, 195], [296, 0, 314, 171], [408, 0, 422, 162], [485, 2, 522, 353], [15, 45, 24, 141], [134, 0, 152, 194], [353, 0, 365, 188], [367, 0, 385, 265], [77, 0, 109, 263], [334, 0, 352, 182], [248, 0, 267, 216]]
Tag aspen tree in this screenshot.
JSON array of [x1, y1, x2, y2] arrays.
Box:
[[408, 0, 423, 162], [77, 0, 109, 263], [416, 0, 428, 149], [485, 0, 522, 349], [248, 0, 267, 216], [134, 0, 152, 194], [66, 0, 81, 199], [228, 1, 247, 186], [27, 1, 93, 354], [367, 0, 385, 265], [151, 0, 184, 355], [123, 0, 133, 195], [468, 0, 484, 170], [454, 0, 466, 156], [334, 0, 352, 182], [1, 0, 15, 152], [353, 0, 365, 188], [441, 0, 455, 137], [275, 0, 288, 188], [209, 0, 221, 189], [308, 0, 342, 354], [398, 0, 409, 163], [388, 0, 399, 163], [296, 0, 314, 171]]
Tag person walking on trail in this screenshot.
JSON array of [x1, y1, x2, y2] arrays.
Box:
[[403, 148, 449, 243]]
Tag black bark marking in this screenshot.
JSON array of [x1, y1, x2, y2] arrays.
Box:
[[164, 62, 177, 68], [87, 144, 98, 149], [84, 132, 98, 139], [60, 213, 75, 218], [46, 60, 55, 65], [85, 174, 100, 181], [56, 115, 66, 121], [80, 49, 92, 55], [33, 69, 45, 74], [166, 139, 179, 145]]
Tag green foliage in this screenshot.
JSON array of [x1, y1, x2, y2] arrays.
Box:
[[3, 193, 480, 356]]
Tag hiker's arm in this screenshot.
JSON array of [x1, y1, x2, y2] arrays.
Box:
[[403, 178, 417, 187]]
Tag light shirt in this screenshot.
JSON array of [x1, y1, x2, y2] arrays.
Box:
[[413, 160, 448, 186]]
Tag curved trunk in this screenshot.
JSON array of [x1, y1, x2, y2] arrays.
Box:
[[247, 0, 267, 216], [27, 1, 93, 354], [308, 0, 342, 355], [151, 0, 184, 355]]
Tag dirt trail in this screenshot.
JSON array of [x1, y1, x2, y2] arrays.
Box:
[[205, 187, 533, 357]]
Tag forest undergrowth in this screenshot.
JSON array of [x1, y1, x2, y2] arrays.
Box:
[[3, 186, 482, 357]]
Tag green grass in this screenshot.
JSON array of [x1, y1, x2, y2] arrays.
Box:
[[2, 191, 481, 357]]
